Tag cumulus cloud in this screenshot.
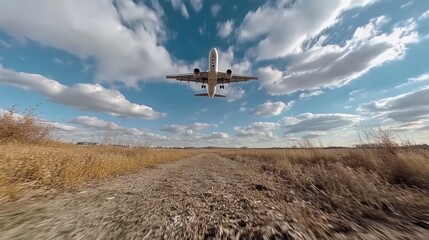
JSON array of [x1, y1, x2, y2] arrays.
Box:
[[161, 122, 217, 133], [56, 115, 170, 144], [235, 122, 280, 138], [282, 113, 360, 133], [250, 101, 294, 117], [211, 4, 221, 17], [0, 65, 166, 119], [217, 20, 235, 38], [357, 87, 429, 122], [217, 47, 252, 74], [160, 124, 188, 133], [258, 17, 420, 95], [238, 0, 376, 60], [190, 123, 218, 131], [203, 132, 228, 140], [0, 0, 192, 86]]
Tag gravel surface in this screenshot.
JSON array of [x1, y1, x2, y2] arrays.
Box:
[[1, 153, 428, 239]]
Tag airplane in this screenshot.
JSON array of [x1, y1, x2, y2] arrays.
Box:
[[166, 48, 258, 98]]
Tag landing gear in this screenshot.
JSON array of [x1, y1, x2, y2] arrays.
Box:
[[201, 85, 206, 89], [220, 85, 225, 89]]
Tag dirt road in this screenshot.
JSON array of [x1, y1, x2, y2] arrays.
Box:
[[1, 153, 428, 239]]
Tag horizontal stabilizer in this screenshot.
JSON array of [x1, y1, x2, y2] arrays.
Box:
[[194, 93, 209, 97], [194, 93, 226, 98]]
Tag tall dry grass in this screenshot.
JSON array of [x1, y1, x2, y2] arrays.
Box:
[[0, 108, 192, 200], [0, 107, 51, 144], [220, 130, 429, 235]]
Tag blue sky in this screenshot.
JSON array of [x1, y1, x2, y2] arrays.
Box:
[[0, 0, 428, 147]]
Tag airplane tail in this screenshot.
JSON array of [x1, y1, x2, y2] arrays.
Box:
[[194, 93, 226, 98]]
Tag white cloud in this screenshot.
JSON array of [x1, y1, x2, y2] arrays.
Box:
[[217, 20, 235, 38], [250, 101, 294, 117], [160, 124, 188, 133], [238, 0, 377, 60], [189, 0, 203, 12], [53, 57, 72, 66], [160, 122, 217, 133], [217, 47, 252, 74], [235, 122, 280, 138], [49, 122, 79, 132], [282, 113, 360, 133], [258, 17, 420, 95], [72, 116, 120, 130], [0, 64, 166, 119], [302, 132, 326, 139], [56, 115, 170, 145], [203, 132, 228, 140], [299, 90, 323, 100], [401, 1, 413, 8], [408, 72, 429, 82], [395, 72, 429, 88], [384, 121, 428, 133], [419, 9, 429, 20], [211, 4, 221, 17], [358, 87, 429, 122], [349, 89, 365, 96], [171, 0, 189, 18], [0, 0, 191, 86], [348, 88, 364, 101]]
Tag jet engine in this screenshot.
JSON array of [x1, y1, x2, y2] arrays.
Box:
[[193, 68, 200, 79], [226, 69, 232, 79]]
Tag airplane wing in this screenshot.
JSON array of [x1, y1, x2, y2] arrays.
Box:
[[217, 72, 258, 84], [166, 72, 208, 83]]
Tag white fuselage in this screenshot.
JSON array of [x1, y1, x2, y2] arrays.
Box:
[[207, 48, 218, 97]]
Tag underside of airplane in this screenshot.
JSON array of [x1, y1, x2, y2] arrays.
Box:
[[166, 48, 258, 98]]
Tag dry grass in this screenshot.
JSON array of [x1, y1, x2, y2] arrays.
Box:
[[219, 132, 429, 237], [0, 107, 51, 144], [0, 107, 192, 200], [0, 144, 192, 199]]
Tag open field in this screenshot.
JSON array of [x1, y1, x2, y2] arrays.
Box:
[[1, 109, 429, 239], [1, 150, 428, 239]]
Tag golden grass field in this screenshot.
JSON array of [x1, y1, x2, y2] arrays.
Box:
[[219, 147, 429, 232], [0, 109, 193, 199], [1, 107, 429, 235]]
